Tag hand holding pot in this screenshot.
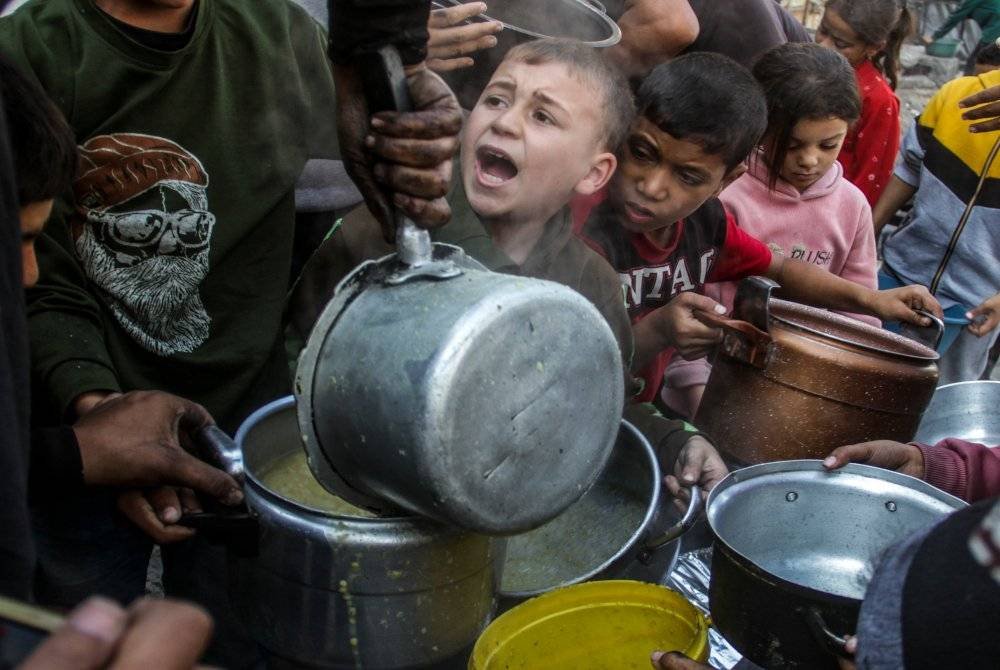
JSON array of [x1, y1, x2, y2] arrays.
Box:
[[822, 440, 926, 479], [967, 293, 1000, 336], [635, 293, 726, 366], [117, 486, 202, 544], [335, 61, 462, 241], [865, 285, 943, 326], [665, 435, 728, 507], [650, 650, 711, 669], [427, 3, 502, 73]]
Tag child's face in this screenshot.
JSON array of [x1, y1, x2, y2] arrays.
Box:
[[19, 199, 52, 289], [776, 116, 849, 193], [815, 8, 878, 67], [461, 59, 615, 225], [609, 117, 733, 235]]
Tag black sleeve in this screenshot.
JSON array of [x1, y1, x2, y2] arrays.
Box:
[[327, 0, 431, 65], [28, 426, 85, 500], [775, 2, 811, 43]]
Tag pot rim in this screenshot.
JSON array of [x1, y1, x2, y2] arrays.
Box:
[[706, 460, 966, 600], [769, 299, 938, 363], [499, 419, 662, 598], [238, 395, 418, 522], [435, 0, 623, 48]]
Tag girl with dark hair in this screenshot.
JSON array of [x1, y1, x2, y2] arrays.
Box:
[[816, 0, 911, 207], [661, 43, 880, 419]]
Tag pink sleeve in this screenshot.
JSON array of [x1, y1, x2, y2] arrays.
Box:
[[917, 439, 1000, 503], [836, 201, 880, 327]]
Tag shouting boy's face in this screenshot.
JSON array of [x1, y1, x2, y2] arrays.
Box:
[[461, 59, 615, 225], [609, 117, 738, 242]]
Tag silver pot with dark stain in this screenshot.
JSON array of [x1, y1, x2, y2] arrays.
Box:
[[193, 396, 500, 669]]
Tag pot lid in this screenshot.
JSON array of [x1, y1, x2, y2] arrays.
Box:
[[706, 460, 966, 600]]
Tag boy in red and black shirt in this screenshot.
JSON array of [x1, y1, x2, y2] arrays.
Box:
[[579, 53, 942, 405]]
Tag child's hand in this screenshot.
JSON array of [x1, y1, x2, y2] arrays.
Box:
[[652, 293, 727, 360], [967, 294, 1000, 336], [664, 435, 728, 509], [117, 487, 199, 545], [866, 285, 943, 325], [427, 3, 501, 73], [822, 440, 925, 479]]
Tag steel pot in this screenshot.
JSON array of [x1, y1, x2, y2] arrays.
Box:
[[194, 396, 501, 669], [694, 277, 941, 464], [705, 460, 966, 670], [914, 380, 1000, 446], [497, 420, 700, 609], [434, 0, 621, 109]]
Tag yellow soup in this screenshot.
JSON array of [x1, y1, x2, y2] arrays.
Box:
[[259, 451, 375, 517]]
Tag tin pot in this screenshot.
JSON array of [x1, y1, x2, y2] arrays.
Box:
[[434, 0, 621, 109], [705, 460, 966, 670], [694, 277, 941, 464], [497, 420, 700, 609], [914, 380, 1000, 446], [195, 397, 500, 669]]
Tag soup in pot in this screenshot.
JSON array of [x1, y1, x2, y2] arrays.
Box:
[[259, 450, 376, 518]]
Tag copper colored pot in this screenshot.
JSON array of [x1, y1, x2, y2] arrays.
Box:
[[694, 278, 940, 464]]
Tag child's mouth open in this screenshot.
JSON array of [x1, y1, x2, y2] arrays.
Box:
[[475, 145, 519, 188], [624, 200, 656, 225]]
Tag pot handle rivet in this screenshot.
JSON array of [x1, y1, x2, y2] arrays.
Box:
[[885, 501, 897, 512], [785, 491, 798, 502]]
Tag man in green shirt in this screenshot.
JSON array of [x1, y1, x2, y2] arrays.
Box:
[[0, 0, 460, 664], [931, 0, 1000, 73]]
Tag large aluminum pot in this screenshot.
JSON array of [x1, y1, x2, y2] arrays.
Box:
[[434, 0, 621, 109], [296, 242, 624, 535], [198, 396, 500, 669], [914, 380, 1000, 446], [497, 420, 700, 609], [695, 277, 940, 464], [706, 460, 966, 670]]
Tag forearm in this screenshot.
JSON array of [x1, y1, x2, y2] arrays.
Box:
[[631, 314, 668, 371], [607, 0, 698, 77], [770, 258, 874, 316], [872, 176, 916, 234]]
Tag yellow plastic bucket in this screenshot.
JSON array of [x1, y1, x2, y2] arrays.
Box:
[[469, 580, 710, 669]]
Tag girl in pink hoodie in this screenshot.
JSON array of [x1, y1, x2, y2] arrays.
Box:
[[663, 42, 880, 419]]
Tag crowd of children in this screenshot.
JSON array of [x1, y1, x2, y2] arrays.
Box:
[[1, 0, 999, 667]]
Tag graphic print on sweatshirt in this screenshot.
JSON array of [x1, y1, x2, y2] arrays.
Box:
[[72, 134, 214, 356]]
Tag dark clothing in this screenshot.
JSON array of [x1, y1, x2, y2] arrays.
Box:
[[328, 0, 430, 65], [28, 427, 83, 499], [0, 87, 33, 601], [603, 0, 809, 69], [683, 0, 810, 67], [917, 438, 1000, 502], [100, 1, 198, 50]]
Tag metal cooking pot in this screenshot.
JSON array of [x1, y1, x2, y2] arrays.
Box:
[[497, 420, 700, 609], [706, 460, 966, 670], [193, 397, 500, 669], [914, 380, 1000, 446], [695, 277, 941, 464], [296, 236, 624, 535], [434, 0, 621, 109]]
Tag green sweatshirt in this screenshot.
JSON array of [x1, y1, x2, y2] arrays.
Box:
[[1, 0, 340, 431], [934, 0, 1000, 45]]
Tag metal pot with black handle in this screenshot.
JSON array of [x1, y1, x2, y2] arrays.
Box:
[[695, 277, 942, 464], [705, 460, 966, 670], [295, 47, 625, 535], [190, 397, 500, 669]]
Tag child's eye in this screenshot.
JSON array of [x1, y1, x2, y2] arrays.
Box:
[[821, 143, 839, 151], [628, 141, 654, 162], [484, 94, 508, 109], [834, 39, 850, 49], [678, 170, 704, 186], [533, 109, 554, 125]]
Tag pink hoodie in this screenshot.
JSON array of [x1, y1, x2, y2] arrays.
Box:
[[662, 156, 879, 418]]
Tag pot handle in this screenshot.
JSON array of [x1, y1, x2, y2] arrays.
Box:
[[693, 310, 773, 369], [194, 425, 245, 485], [898, 308, 945, 350], [733, 276, 779, 332], [359, 47, 461, 283], [801, 606, 852, 660], [639, 484, 703, 561]]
